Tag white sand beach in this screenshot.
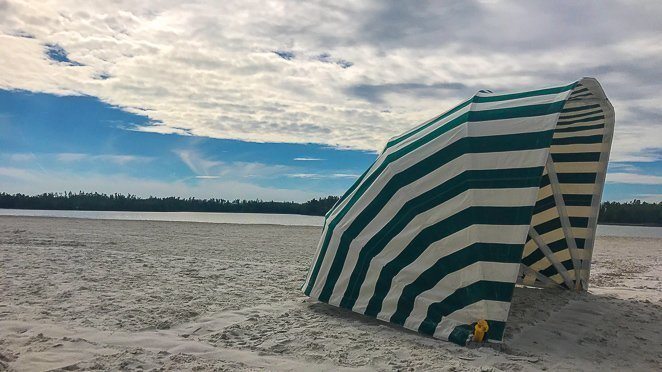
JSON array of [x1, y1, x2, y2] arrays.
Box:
[[1, 216, 660, 371]]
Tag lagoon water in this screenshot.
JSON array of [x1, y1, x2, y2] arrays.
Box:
[[0, 208, 660, 238], [0, 208, 325, 227]]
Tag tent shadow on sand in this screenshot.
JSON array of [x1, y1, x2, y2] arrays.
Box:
[[306, 287, 661, 368]]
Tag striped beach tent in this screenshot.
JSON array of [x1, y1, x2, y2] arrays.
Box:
[[302, 77, 614, 345]]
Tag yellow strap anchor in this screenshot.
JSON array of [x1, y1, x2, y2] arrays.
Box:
[[472, 320, 489, 343]]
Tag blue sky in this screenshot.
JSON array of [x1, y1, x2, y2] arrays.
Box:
[[0, 90, 375, 200], [0, 1, 661, 201]]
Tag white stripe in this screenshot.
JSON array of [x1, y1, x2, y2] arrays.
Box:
[[352, 222, 529, 315], [324, 149, 548, 303], [340, 152, 546, 308], [308, 103, 471, 285], [555, 118, 604, 130], [302, 78, 613, 342], [400, 262, 519, 331], [559, 108, 603, 119], [471, 91, 570, 111], [553, 128, 604, 139], [317, 93, 569, 272], [326, 89, 572, 224], [427, 318, 465, 342], [553, 162, 600, 173], [549, 143, 603, 153], [308, 116, 556, 298], [375, 224, 530, 320], [558, 115, 602, 123], [307, 119, 469, 298]]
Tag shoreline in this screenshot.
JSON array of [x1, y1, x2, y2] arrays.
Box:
[[596, 221, 662, 227], [0, 214, 324, 229], [0, 208, 660, 228]]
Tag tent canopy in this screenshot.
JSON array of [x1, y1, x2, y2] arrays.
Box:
[[302, 77, 614, 345]]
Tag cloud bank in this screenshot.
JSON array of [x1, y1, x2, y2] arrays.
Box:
[[0, 0, 661, 163]]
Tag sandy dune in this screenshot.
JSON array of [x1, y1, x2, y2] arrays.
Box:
[[1, 216, 660, 371]]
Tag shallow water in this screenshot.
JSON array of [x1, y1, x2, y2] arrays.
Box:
[[0, 208, 325, 226], [595, 224, 662, 239]]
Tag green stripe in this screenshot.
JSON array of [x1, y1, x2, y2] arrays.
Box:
[[533, 192, 596, 215], [335, 169, 543, 310], [552, 135, 603, 146], [314, 130, 555, 301], [558, 109, 603, 120], [540, 259, 574, 278], [548, 238, 572, 252], [418, 281, 515, 336], [522, 236, 568, 266], [551, 152, 601, 162], [556, 172, 597, 184], [304, 99, 566, 295], [532, 216, 562, 236], [472, 82, 576, 103], [533, 195, 556, 214], [568, 92, 593, 99], [569, 87, 589, 96], [556, 115, 605, 126], [469, 101, 567, 121], [448, 324, 473, 346], [570, 216, 589, 228], [388, 242, 524, 325], [555, 123, 604, 133], [563, 193, 594, 206], [560, 104, 600, 113], [387, 82, 575, 149], [522, 245, 552, 266], [363, 207, 532, 315]]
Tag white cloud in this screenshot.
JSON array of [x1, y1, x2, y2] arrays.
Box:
[[606, 172, 662, 185], [0, 0, 660, 162], [287, 173, 358, 179], [56, 153, 88, 162], [174, 149, 292, 179], [8, 153, 36, 162], [635, 194, 662, 203], [293, 157, 323, 161], [55, 152, 153, 165]]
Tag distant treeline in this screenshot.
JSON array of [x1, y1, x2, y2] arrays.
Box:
[[598, 200, 661, 226], [0, 192, 660, 224], [0, 192, 339, 216]]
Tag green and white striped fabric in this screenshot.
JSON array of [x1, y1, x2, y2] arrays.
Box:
[[302, 77, 614, 346]]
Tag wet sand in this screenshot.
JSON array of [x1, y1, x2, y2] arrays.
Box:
[[1, 216, 660, 371]]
